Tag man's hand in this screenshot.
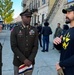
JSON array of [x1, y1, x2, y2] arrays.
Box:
[[56, 63, 64, 75], [53, 37, 62, 45], [56, 63, 61, 71], [24, 59, 32, 66]]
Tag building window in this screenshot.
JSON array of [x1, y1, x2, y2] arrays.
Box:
[[38, 0, 40, 7], [34, 15, 36, 25], [31, 16, 33, 25], [34, 0, 37, 9], [42, 0, 45, 5], [32, 1, 34, 9], [29, 3, 32, 10], [36, 0, 38, 9], [42, 14, 44, 23], [34, 0, 35, 9], [38, 15, 39, 22]]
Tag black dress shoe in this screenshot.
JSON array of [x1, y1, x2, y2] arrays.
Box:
[[52, 47, 55, 49], [40, 45, 42, 47], [41, 50, 45, 52], [45, 50, 48, 52], [45, 49, 48, 52]]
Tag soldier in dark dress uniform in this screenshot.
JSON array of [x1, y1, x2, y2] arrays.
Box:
[[10, 9, 38, 75]]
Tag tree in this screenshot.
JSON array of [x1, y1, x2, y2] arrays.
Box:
[[0, 0, 14, 24], [5, 13, 13, 24]]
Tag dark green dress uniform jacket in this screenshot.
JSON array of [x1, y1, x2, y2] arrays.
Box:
[[10, 24, 38, 67]]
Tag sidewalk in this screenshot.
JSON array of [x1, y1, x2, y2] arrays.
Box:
[[33, 46, 60, 75], [1, 30, 60, 75], [1, 30, 14, 75]]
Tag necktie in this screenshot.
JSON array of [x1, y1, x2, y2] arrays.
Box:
[[25, 27, 28, 35]]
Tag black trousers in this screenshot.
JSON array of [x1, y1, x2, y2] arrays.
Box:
[[38, 34, 42, 47]]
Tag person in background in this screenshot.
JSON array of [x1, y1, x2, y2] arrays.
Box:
[[53, 5, 74, 75], [0, 24, 2, 32], [54, 23, 62, 38], [34, 23, 38, 28], [41, 21, 52, 52], [34, 22, 42, 47], [10, 9, 38, 75], [37, 21, 42, 47], [53, 23, 62, 49], [60, 24, 69, 38]]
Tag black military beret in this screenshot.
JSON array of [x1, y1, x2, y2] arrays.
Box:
[[20, 9, 32, 17]]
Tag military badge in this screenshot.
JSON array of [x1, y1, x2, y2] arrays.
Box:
[[18, 30, 23, 36], [29, 30, 35, 35]]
